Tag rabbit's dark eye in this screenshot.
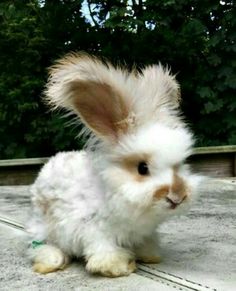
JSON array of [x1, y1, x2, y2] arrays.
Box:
[[138, 161, 149, 175]]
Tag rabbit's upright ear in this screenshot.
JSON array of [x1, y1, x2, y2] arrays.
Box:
[[132, 64, 181, 124], [45, 53, 131, 141], [140, 65, 180, 107]]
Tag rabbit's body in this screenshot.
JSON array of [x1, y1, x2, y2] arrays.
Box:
[[28, 150, 157, 255], [28, 151, 102, 257], [26, 53, 200, 277]]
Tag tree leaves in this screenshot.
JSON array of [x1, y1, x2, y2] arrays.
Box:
[[0, 0, 235, 158]]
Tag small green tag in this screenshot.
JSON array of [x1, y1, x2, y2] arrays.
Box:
[[31, 240, 45, 249]]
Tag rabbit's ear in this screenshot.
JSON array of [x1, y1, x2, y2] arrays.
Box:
[[131, 64, 181, 125], [68, 80, 129, 139], [45, 53, 131, 141], [140, 65, 180, 107]]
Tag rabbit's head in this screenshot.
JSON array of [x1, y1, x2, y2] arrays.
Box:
[[46, 53, 199, 216]]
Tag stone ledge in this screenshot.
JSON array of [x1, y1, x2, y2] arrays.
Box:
[[0, 146, 236, 185]]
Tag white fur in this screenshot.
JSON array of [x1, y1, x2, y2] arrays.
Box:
[[28, 244, 69, 273], [26, 53, 201, 277]]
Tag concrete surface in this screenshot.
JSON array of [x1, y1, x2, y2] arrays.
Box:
[[0, 178, 235, 291]]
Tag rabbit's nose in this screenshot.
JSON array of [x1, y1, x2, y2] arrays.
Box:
[[169, 172, 188, 206], [166, 192, 185, 204], [165, 197, 178, 209], [166, 193, 187, 209]]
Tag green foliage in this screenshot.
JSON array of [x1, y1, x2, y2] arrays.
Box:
[[0, 0, 235, 158]]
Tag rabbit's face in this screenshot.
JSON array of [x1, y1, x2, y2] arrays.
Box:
[[100, 123, 196, 214]]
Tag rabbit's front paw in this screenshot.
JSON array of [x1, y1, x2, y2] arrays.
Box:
[[86, 252, 136, 277], [135, 237, 161, 264], [32, 245, 69, 274], [137, 255, 161, 264]]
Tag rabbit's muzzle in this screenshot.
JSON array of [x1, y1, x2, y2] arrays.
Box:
[[165, 195, 187, 209], [154, 173, 188, 209]]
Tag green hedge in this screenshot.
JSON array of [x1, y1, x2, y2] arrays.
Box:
[[0, 0, 235, 158]]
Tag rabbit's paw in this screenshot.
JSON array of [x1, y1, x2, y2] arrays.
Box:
[[32, 245, 69, 274], [137, 255, 161, 264], [135, 236, 161, 264], [86, 252, 136, 277]]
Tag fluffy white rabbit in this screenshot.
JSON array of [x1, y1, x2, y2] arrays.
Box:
[[26, 53, 200, 277]]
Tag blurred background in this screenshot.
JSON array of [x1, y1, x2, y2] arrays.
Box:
[[0, 0, 235, 159]]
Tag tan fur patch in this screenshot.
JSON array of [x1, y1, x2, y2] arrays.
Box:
[[100, 261, 136, 278], [86, 254, 136, 277], [70, 80, 129, 139], [154, 185, 169, 199], [153, 171, 188, 201], [33, 262, 66, 274], [121, 153, 151, 169], [172, 171, 188, 201], [120, 153, 151, 182]]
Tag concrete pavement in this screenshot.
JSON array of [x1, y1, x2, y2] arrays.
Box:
[[0, 178, 235, 290]]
